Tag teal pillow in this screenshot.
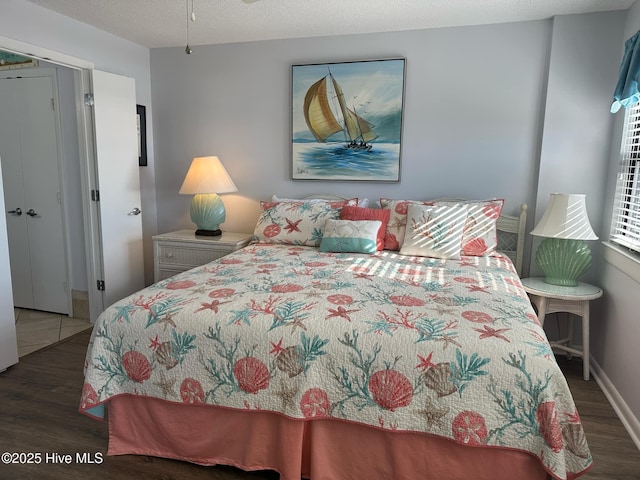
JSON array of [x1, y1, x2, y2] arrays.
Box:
[[319, 219, 382, 254]]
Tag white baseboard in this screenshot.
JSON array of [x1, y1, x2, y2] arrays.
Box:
[[590, 356, 640, 451]]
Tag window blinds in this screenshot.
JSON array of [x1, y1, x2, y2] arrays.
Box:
[[611, 104, 640, 253]]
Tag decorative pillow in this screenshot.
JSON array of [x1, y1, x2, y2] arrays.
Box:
[[379, 198, 435, 251], [254, 201, 353, 246], [319, 219, 382, 254], [399, 204, 468, 259], [340, 206, 390, 251], [435, 199, 504, 256]]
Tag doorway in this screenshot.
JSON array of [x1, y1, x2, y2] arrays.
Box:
[[0, 69, 72, 315], [0, 36, 146, 326]]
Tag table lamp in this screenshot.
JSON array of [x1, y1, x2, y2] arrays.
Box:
[[179, 156, 237, 236], [531, 193, 598, 286]]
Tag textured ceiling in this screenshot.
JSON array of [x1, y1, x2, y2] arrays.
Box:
[[23, 0, 634, 49]]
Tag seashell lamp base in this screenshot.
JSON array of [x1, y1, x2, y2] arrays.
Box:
[[190, 193, 226, 236], [535, 238, 592, 287]]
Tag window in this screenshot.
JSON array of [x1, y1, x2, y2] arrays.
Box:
[[611, 104, 640, 253]]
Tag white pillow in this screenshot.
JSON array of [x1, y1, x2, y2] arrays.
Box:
[[399, 204, 468, 259], [319, 219, 382, 253], [434, 199, 504, 256], [379, 198, 434, 250]]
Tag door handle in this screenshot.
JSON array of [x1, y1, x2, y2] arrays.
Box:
[[7, 208, 22, 216], [26, 209, 39, 217], [128, 207, 141, 216]]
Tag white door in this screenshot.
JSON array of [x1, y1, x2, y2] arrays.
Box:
[[0, 159, 19, 371], [92, 70, 144, 308], [0, 75, 68, 314]]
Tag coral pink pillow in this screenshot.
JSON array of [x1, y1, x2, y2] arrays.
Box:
[[340, 206, 390, 251]]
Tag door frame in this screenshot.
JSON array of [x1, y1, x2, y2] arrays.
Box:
[[0, 68, 72, 315], [0, 35, 105, 321]]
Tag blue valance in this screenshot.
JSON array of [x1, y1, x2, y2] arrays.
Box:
[[612, 30, 640, 113]]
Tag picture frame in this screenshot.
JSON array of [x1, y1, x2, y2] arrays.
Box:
[[136, 104, 147, 167], [0, 52, 38, 71], [291, 58, 405, 182]]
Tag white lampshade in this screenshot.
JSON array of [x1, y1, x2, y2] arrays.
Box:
[[179, 156, 237, 236], [531, 193, 597, 240], [179, 156, 237, 195]]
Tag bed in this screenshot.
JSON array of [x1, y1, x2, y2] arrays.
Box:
[[80, 197, 592, 480]]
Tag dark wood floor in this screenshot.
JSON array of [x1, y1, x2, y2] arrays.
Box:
[[553, 355, 640, 479], [0, 330, 638, 480]]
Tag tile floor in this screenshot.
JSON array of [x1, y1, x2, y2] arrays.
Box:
[[14, 308, 93, 358]]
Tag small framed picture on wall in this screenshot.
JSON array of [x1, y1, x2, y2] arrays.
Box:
[[137, 104, 147, 166]]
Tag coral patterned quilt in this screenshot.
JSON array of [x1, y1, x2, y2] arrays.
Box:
[[80, 244, 592, 480]]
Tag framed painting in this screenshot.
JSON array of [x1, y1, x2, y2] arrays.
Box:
[[0, 51, 38, 70], [0, 50, 38, 70], [291, 58, 405, 182], [136, 104, 147, 166]]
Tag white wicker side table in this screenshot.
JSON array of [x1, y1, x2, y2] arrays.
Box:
[[153, 230, 253, 282], [521, 277, 603, 381]]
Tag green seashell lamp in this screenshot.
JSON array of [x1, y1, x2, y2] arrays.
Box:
[[531, 193, 598, 286], [179, 156, 237, 236]]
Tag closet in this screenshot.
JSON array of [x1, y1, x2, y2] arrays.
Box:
[[0, 71, 68, 314]]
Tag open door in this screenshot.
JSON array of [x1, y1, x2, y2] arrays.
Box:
[[0, 37, 146, 323], [90, 70, 145, 311], [0, 159, 19, 371]]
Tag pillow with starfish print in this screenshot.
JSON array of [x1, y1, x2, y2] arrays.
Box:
[[253, 199, 357, 246]]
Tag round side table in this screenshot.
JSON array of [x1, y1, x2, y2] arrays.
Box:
[[521, 277, 603, 381]]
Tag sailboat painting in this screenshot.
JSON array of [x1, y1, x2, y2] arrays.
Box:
[[292, 59, 405, 181]]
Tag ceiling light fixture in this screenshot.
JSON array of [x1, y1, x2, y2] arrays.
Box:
[[185, 0, 195, 54]]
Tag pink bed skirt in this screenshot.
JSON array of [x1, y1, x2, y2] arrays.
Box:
[[108, 396, 550, 480]]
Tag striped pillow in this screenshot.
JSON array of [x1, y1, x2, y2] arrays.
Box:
[[399, 204, 468, 259]]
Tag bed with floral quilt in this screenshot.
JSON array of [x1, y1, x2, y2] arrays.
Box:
[[80, 198, 592, 480]]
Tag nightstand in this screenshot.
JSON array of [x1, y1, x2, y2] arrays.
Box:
[[153, 230, 253, 282], [521, 277, 602, 381]]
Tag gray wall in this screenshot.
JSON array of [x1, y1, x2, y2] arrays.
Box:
[[531, 13, 624, 337], [151, 13, 624, 278], [151, 20, 551, 253], [535, 12, 624, 280]]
